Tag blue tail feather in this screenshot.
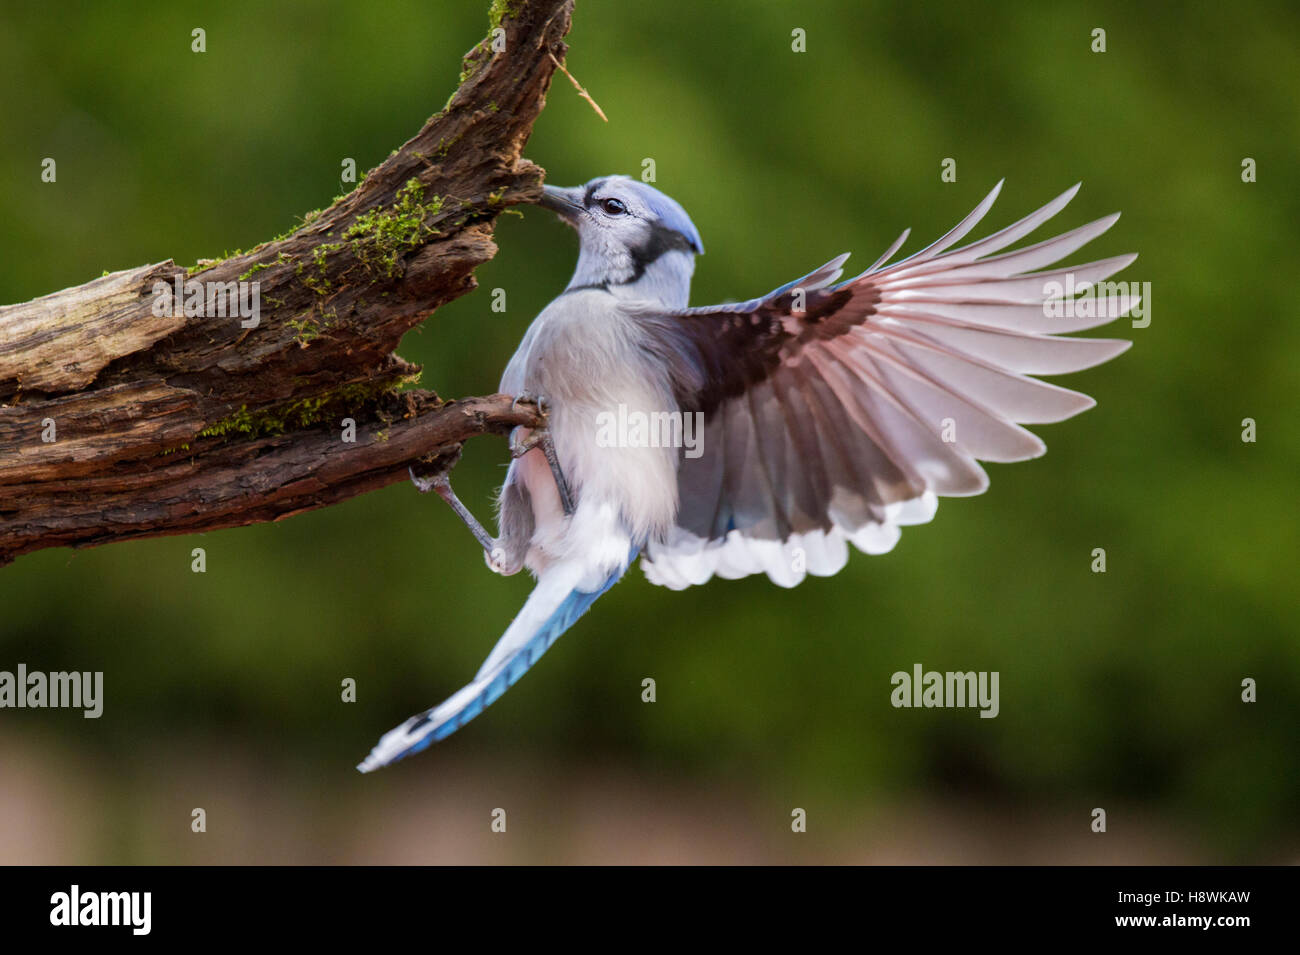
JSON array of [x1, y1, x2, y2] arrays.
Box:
[[432, 559, 627, 742], [356, 547, 638, 771]]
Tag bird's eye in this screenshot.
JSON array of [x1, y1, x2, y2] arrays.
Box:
[[600, 197, 628, 216]]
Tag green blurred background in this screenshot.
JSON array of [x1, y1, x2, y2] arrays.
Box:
[[1, 0, 1297, 863]]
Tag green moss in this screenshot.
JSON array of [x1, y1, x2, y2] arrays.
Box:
[[460, 1, 515, 83], [293, 239, 344, 297], [266, 209, 324, 246], [187, 249, 243, 275], [287, 317, 321, 346], [312, 242, 343, 270], [343, 179, 444, 279], [196, 405, 260, 440], [488, 0, 519, 32], [238, 251, 292, 282], [295, 260, 329, 296], [195, 378, 403, 443]]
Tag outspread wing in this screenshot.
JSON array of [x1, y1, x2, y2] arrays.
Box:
[[641, 181, 1137, 590]]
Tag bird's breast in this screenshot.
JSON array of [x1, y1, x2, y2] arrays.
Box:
[[515, 296, 683, 543]]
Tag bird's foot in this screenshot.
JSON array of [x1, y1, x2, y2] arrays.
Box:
[[484, 545, 512, 576], [509, 427, 576, 517], [408, 466, 450, 495], [511, 391, 552, 417], [509, 431, 540, 459]]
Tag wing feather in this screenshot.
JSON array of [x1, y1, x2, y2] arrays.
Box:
[[642, 184, 1135, 589]]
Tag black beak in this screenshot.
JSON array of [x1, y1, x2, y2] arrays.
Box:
[[539, 184, 585, 225]]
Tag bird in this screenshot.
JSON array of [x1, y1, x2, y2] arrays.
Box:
[[356, 175, 1137, 772]]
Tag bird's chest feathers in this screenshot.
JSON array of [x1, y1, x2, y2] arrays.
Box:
[[516, 301, 668, 424], [520, 300, 681, 537]]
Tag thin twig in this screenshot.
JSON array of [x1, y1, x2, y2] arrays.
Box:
[[549, 52, 608, 122]]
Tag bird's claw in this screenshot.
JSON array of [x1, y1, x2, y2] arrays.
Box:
[[485, 545, 510, 575], [506, 426, 576, 516], [509, 433, 538, 459], [408, 465, 449, 494], [511, 392, 551, 417]]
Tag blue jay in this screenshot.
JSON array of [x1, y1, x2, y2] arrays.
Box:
[[357, 176, 1136, 771]]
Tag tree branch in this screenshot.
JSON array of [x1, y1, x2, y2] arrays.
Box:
[[0, 0, 575, 566]]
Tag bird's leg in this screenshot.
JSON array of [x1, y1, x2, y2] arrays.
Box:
[[510, 393, 576, 517], [511, 428, 575, 516], [409, 466, 500, 558]]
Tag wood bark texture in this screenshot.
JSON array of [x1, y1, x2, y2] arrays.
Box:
[[0, 0, 576, 566]]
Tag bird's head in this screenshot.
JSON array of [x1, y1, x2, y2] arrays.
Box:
[[539, 175, 703, 308]]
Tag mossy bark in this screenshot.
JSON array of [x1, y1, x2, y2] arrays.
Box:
[[0, 0, 574, 566]]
